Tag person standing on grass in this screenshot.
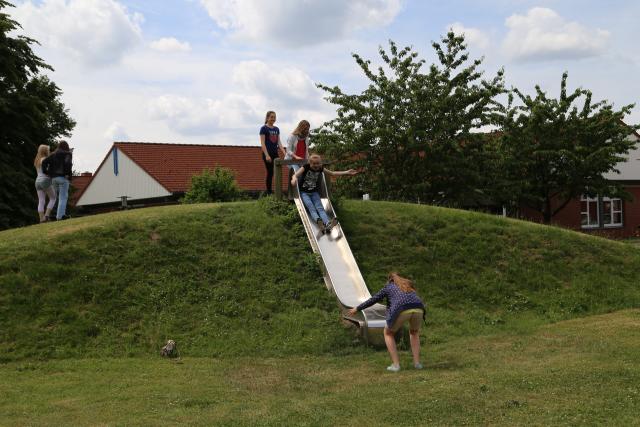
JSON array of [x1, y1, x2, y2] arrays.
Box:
[[42, 140, 73, 221], [291, 154, 357, 234], [285, 119, 311, 173], [259, 111, 286, 194], [33, 145, 57, 223], [348, 272, 426, 372]]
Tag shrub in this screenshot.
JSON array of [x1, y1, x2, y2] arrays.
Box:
[[182, 168, 242, 203]]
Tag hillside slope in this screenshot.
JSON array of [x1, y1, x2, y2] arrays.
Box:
[[1, 199, 639, 361]]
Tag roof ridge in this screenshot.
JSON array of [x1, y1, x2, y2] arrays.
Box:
[[113, 141, 261, 148]]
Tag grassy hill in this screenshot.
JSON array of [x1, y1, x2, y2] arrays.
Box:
[[1, 199, 639, 362]]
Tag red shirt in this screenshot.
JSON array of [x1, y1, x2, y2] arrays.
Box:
[[295, 139, 307, 158]]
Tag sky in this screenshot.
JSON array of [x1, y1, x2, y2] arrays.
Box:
[[9, 0, 640, 172]]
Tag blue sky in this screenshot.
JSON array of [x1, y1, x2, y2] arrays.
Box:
[[10, 0, 640, 172]]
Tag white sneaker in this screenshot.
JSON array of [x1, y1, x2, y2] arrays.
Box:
[[386, 364, 400, 372], [414, 363, 424, 370]]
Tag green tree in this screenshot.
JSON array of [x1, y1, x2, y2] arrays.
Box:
[[314, 33, 504, 205], [495, 72, 638, 224], [182, 167, 242, 204], [0, 1, 75, 229]]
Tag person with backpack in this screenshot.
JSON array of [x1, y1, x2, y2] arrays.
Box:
[[42, 141, 73, 220], [33, 145, 57, 223], [285, 119, 310, 173], [348, 272, 426, 372]]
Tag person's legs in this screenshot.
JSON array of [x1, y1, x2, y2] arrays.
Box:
[[54, 177, 69, 219], [262, 153, 275, 194], [408, 311, 423, 368], [310, 192, 330, 225], [301, 192, 320, 223], [384, 327, 400, 368], [45, 185, 57, 219], [36, 189, 46, 222]]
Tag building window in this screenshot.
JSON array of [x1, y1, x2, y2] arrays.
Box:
[[581, 196, 599, 228], [581, 195, 623, 229], [602, 197, 623, 227]]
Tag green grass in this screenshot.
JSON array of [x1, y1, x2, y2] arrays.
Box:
[[1, 199, 640, 362], [1, 310, 639, 426]]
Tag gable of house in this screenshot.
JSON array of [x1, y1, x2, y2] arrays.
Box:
[[76, 147, 171, 206]]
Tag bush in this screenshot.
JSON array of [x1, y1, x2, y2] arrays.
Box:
[[182, 168, 242, 203]]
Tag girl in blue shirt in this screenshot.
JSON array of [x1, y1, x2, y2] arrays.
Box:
[[259, 111, 286, 194]]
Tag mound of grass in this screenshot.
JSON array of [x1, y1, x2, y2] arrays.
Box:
[[0, 200, 357, 361], [338, 200, 640, 342], [1, 199, 639, 362]]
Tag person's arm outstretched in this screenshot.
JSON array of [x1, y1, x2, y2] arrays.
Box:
[[347, 284, 389, 316], [325, 168, 358, 177]]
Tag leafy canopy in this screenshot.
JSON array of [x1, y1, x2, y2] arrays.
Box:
[[494, 72, 638, 223], [182, 167, 242, 204], [314, 32, 504, 206]]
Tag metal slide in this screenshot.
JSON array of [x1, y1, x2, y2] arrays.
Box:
[[291, 170, 387, 346]]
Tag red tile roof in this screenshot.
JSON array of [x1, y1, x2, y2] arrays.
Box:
[[77, 143, 289, 203], [69, 174, 92, 206]]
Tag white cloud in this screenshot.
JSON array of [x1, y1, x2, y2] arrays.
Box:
[[503, 8, 610, 61], [447, 22, 490, 50], [104, 122, 130, 141], [199, 0, 403, 47], [150, 37, 192, 53], [147, 60, 332, 136], [13, 0, 143, 66]]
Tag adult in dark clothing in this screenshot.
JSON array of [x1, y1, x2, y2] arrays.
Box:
[[42, 141, 73, 220], [348, 272, 426, 372], [259, 110, 286, 194]]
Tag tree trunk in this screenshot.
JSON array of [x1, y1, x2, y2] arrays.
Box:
[[542, 197, 552, 224]]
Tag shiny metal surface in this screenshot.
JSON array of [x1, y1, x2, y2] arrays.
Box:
[[291, 170, 387, 346]]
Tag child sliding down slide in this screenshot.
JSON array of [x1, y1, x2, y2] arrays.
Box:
[[291, 154, 357, 234]]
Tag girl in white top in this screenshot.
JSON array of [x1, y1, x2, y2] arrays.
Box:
[[285, 120, 311, 173], [34, 145, 57, 223]]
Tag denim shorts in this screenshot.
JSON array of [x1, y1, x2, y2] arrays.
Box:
[[35, 177, 52, 190]]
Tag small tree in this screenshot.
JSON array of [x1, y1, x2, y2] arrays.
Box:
[[314, 33, 504, 205], [182, 167, 242, 204], [495, 72, 638, 224]]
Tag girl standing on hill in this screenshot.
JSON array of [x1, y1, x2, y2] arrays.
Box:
[[348, 272, 426, 372], [33, 145, 57, 223], [285, 120, 310, 173], [259, 111, 286, 194]]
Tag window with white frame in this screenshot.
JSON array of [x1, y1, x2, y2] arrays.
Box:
[[602, 197, 623, 227], [581, 196, 599, 228]]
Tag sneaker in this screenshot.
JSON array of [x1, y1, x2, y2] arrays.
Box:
[[386, 364, 401, 373], [414, 363, 424, 370], [316, 218, 326, 233], [325, 218, 338, 233]]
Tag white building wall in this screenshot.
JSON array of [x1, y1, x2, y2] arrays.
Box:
[[77, 149, 171, 206], [604, 133, 640, 181]]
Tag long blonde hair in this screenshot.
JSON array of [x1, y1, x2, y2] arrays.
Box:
[[292, 120, 310, 138], [34, 145, 50, 168], [388, 272, 416, 292]]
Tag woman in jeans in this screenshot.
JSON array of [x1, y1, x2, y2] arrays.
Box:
[[42, 141, 73, 220], [33, 145, 57, 223]]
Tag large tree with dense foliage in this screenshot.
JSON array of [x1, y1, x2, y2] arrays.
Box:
[[0, 0, 75, 229], [314, 33, 504, 206], [494, 73, 638, 224]]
